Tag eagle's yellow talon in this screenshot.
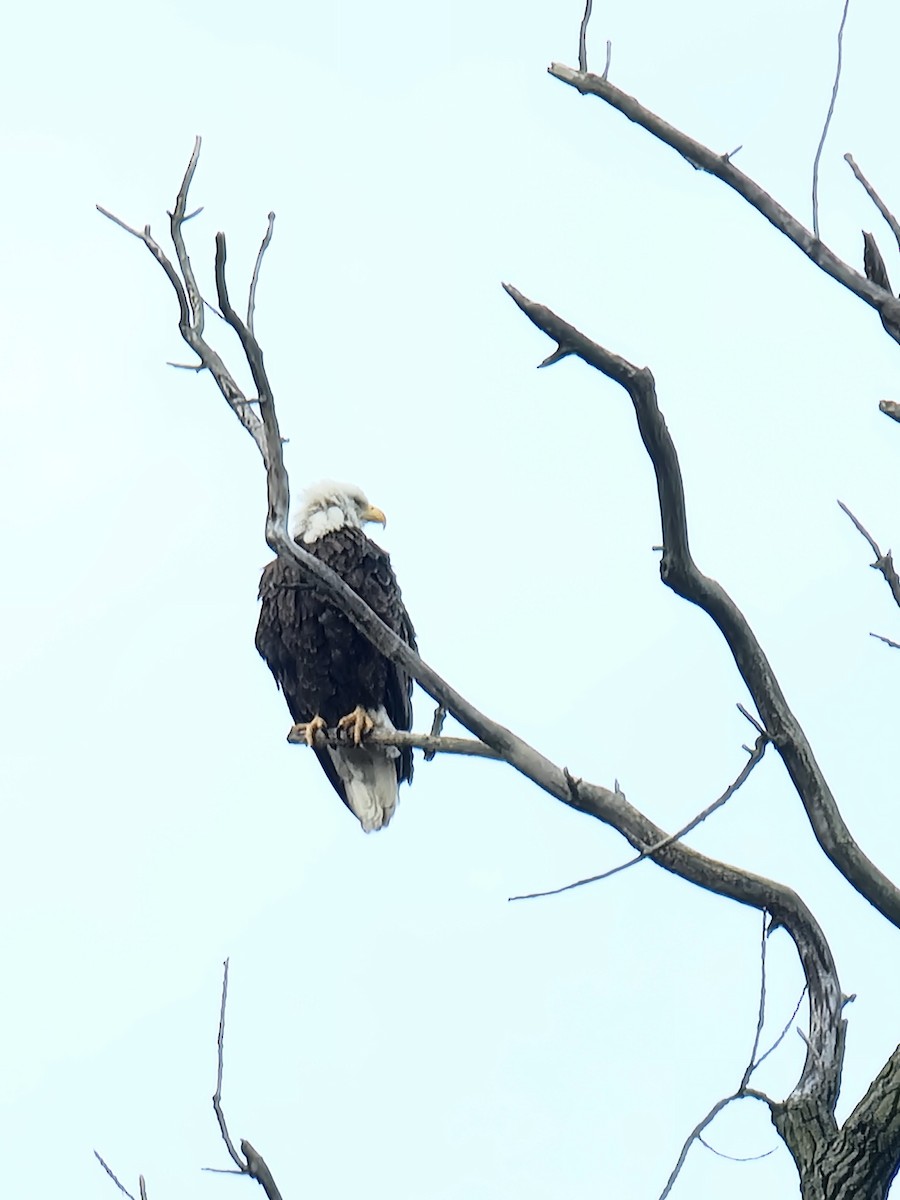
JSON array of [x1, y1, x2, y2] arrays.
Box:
[[294, 715, 328, 747], [337, 705, 374, 746]]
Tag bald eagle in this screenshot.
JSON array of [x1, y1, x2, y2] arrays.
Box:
[[255, 481, 416, 832]]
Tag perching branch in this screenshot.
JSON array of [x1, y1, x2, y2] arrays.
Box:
[[286, 723, 502, 759], [546, 64, 900, 347]]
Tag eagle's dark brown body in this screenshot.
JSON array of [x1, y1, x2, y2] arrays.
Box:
[[255, 526, 416, 810]]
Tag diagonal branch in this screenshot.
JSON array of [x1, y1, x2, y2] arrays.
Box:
[[838, 500, 900, 609], [546, 63, 900, 346], [511, 731, 768, 901], [845, 155, 900, 255], [504, 279, 900, 936]]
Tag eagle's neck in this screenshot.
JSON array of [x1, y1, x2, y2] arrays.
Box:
[[295, 507, 359, 545]]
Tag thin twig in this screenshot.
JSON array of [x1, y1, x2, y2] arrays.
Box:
[[844, 155, 900, 253], [210, 961, 284, 1200], [838, 499, 881, 558], [602, 39, 611, 80], [94, 1152, 136, 1200], [287, 724, 501, 760], [578, 0, 593, 73], [752, 985, 808, 1075], [510, 734, 769, 901], [697, 1135, 776, 1163], [658, 1095, 738, 1199], [838, 500, 900, 608], [812, 0, 852, 239], [213, 959, 244, 1170], [139, 1178, 148, 1200], [741, 911, 769, 1089], [870, 632, 900, 650], [248, 212, 276, 336]]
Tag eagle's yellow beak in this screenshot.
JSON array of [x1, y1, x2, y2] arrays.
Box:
[[360, 504, 387, 528]]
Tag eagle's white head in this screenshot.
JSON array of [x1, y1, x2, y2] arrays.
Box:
[[291, 480, 387, 545]]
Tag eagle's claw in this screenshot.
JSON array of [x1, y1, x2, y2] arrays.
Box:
[[337, 705, 374, 746]]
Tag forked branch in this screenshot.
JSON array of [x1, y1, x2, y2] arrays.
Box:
[[504, 280, 900, 934], [208, 959, 283, 1200], [546, 64, 900, 346]]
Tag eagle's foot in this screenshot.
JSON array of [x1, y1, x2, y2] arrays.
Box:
[[291, 715, 328, 747], [336, 705, 374, 747]]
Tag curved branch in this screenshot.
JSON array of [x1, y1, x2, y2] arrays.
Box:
[[504, 281, 900, 937], [547, 63, 900, 345]]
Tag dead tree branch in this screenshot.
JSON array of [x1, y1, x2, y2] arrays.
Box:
[[811, 0, 852, 239], [94, 1152, 137, 1200], [546, 64, 900, 347], [838, 500, 900, 609], [511, 731, 769, 901], [505, 280, 900, 935], [208, 959, 283, 1200], [287, 723, 501, 759], [845, 155, 900, 255]]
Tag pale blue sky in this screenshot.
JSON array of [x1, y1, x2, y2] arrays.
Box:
[[2, 1, 899, 1196]]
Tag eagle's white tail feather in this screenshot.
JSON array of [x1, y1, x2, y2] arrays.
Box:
[[327, 707, 400, 833]]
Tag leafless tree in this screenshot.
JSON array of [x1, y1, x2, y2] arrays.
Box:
[[94, 10, 900, 1199]]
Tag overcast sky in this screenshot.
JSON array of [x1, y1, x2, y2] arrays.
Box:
[[2, 1, 900, 1196]]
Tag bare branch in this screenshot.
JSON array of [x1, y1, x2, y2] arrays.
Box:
[[511, 733, 769, 901], [248, 212, 276, 336], [505, 280, 900, 937], [811, 0, 852, 239], [546, 64, 900, 345], [838, 500, 900, 609], [697, 1136, 776, 1163], [845, 154, 900, 253], [752, 984, 808, 1076], [870, 632, 900, 650], [740, 911, 770, 1090], [286, 723, 502, 760], [98, 143, 268, 457], [168, 135, 205, 334], [658, 1092, 772, 1200], [241, 1141, 284, 1200], [139, 1178, 148, 1200], [94, 1151, 136, 1200], [210, 960, 284, 1200], [880, 399, 900, 423], [213, 959, 244, 1171], [577, 0, 593, 73]]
